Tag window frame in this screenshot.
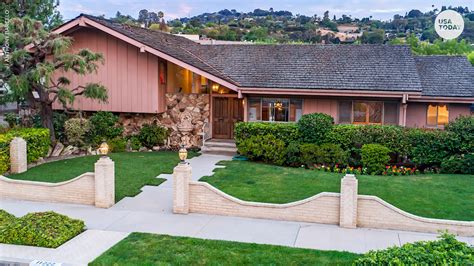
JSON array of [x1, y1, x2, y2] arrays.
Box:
[[247, 97, 304, 122], [426, 103, 450, 128], [338, 100, 399, 125]]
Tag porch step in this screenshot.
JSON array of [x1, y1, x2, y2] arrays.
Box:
[[201, 139, 237, 155]]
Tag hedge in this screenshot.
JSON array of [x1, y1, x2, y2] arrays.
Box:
[[234, 122, 299, 145], [0, 211, 85, 248], [0, 128, 50, 173]]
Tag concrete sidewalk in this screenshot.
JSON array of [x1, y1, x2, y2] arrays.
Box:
[[1, 153, 473, 265]]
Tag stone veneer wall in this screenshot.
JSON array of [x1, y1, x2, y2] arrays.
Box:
[[119, 93, 210, 148]]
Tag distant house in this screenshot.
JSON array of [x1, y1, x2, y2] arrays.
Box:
[[52, 15, 474, 147]]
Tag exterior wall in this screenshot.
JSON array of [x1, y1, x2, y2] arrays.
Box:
[[0, 173, 95, 205], [358, 196, 474, 236], [302, 98, 338, 121], [188, 182, 341, 224], [406, 102, 471, 128], [53, 28, 163, 113]]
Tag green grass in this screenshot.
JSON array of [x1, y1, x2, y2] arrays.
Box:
[[91, 232, 359, 265], [200, 161, 474, 221], [8, 152, 196, 202]]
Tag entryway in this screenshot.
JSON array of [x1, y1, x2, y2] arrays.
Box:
[[212, 97, 243, 139]]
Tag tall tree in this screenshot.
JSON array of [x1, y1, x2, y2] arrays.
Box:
[[0, 0, 63, 29], [0, 17, 107, 140]]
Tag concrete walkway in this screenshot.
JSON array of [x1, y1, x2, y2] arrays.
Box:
[[1, 153, 473, 265]]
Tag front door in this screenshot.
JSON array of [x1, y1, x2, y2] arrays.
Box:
[[212, 97, 243, 139]]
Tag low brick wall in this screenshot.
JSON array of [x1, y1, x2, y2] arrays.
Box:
[[188, 181, 340, 224], [0, 174, 95, 205], [358, 195, 474, 236]]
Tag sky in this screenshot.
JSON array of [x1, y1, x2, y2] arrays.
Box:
[[58, 0, 473, 21]]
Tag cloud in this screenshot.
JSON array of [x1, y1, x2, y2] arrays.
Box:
[[370, 8, 404, 13]]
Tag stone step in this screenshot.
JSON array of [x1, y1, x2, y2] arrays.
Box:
[[203, 140, 237, 148], [200, 145, 237, 155]]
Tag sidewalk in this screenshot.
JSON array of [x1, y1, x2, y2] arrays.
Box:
[[1, 154, 473, 265]]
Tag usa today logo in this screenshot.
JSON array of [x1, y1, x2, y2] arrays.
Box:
[[435, 10, 464, 40]]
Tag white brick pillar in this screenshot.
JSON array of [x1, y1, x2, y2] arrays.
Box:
[[339, 174, 358, 228], [173, 163, 191, 214], [10, 137, 27, 174], [94, 156, 115, 208]]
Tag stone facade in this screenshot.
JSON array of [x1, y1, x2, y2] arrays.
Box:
[[119, 93, 210, 148], [173, 168, 474, 236]]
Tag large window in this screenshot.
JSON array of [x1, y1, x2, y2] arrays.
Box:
[[427, 104, 449, 127], [338, 101, 399, 125], [248, 97, 303, 122]]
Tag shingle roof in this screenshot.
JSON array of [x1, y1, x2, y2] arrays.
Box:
[[194, 44, 423, 92], [414, 56, 474, 97], [69, 15, 473, 98]]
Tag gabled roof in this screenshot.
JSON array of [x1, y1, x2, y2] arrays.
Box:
[[414, 56, 474, 97], [54, 15, 474, 99]]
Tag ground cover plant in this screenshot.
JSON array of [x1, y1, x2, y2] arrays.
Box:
[[7, 151, 196, 201], [91, 232, 360, 265], [0, 210, 85, 248], [200, 160, 474, 221]]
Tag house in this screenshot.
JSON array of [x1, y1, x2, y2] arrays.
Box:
[[52, 15, 474, 149]]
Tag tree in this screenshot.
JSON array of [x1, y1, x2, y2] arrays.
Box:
[[0, 17, 108, 140], [0, 0, 63, 29], [361, 30, 385, 44]]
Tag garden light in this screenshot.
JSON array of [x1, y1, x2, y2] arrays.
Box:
[[98, 142, 109, 156], [178, 145, 188, 163]]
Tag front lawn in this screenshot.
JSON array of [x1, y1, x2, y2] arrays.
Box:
[[91, 232, 359, 265], [8, 152, 195, 202], [200, 161, 474, 221]]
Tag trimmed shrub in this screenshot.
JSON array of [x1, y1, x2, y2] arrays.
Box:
[[237, 134, 286, 165], [300, 143, 320, 167], [317, 143, 348, 166], [108, 137, 127, 153], [138, 124, 168, 148], [0, 128, 50, 173], [361, 144, 391, 174], [0, 211, 85, 248], [0, 210, 16, 228], [234, 122, 299, 146], [355, 233, 474, 265], [128, 135, 141, 151], [406, 128, 459, 166], [441, 154, 474, 174], [64, 118, 91, 147], [297, 113, 334, 144], [445, 115, 474, 153], [285, 141, 303, 167], [88, 112, 124, 145]]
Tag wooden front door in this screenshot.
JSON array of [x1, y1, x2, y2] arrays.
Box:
[[212, 97, 243, 139]]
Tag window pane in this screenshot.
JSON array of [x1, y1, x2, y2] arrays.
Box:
[[289, 99, 303, 121], [262, 98, 270, 121], [384, 102, 398, 125], [338, 101, 352, 123], [248, 98, 261, 121], [427, 104, 437, 126], [368, 102, 382, 123], [353, 102, 368, 123], [438, 104, 449, 125], [273, 99, 289, 122]]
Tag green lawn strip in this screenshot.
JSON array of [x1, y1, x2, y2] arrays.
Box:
[[7, 151, 196, 202], [200, 161, 474, 221], [91, 232, 359, 265]]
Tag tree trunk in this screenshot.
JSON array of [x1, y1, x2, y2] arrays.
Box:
[[40, 101, 56, 142]]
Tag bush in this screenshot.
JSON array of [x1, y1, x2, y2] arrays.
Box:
[[297, 113, 334, 144], [361, 144, 391, 174], [64, 118, 91, 147], [300, 143, 347, 167], [0, 211, 85, 248], [128, 135, 141, 150], [234, 122, 299, 146], [285, 141, 303, 166], [53, 112, 68, 141], [237, 134, 286, 165], [108, 137, 127, 153], [88, 112, 124, 145], [0, 210, 16, 228], [406, 128, 459, 166], [354, 233, 474, 265], [445, 115, 474, 153], [138, 124, 168, 148], [441, 154, 474, 174], [0, 128, 50, 173], [4, 112, 19, 128]]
